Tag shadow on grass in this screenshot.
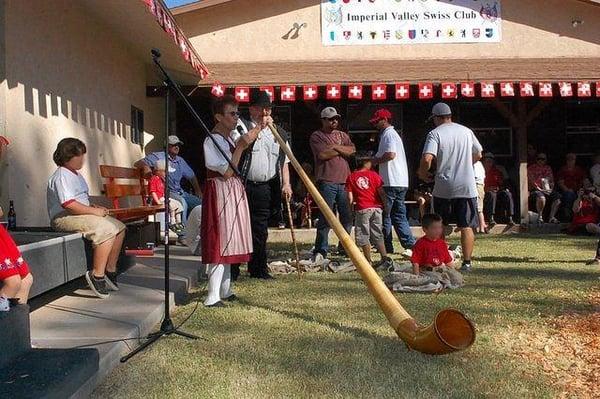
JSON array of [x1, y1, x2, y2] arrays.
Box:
[[474, 266, 598, 281]]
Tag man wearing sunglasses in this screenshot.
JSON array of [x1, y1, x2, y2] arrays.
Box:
[[309, 107, 356, 261], [135, 135, 203, 223]]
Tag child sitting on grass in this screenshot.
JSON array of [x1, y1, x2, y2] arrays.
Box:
[[411, 213, 455, 275], [149, 159, 185, 234], [345, 156, 393, 269]]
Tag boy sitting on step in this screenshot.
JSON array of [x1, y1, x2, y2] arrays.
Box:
[[149, 159, 185, 234]]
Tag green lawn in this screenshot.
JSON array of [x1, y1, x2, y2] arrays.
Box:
[[93, 235, 600, 399]]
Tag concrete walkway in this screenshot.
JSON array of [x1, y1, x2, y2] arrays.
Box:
[[28, 245, 202, 398]]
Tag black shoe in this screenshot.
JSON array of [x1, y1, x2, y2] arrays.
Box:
[[488, 218, 496, 227], [250, 272, 274, 280], [223, 294, 238, 302], [104, 271, 119, 291], [85, 271, 109, 299], [206, 301, 225, 308]]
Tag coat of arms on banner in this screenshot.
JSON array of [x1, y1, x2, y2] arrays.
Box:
[[480, 2, 500, 22]]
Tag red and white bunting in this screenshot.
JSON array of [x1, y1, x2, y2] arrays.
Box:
[[559, 82, 573, 97], [460, 82, 476, 98], [500, 82, 515, 97], [395, 83, 410, 100], [326, 84, 342, 100], [259, 86, 275, 100], [596, 82, 600, 97], [280, 86, 296, 102], [234, 86, 250, 103], [441, 82, 457, 99], [303, 85, 318, 101], [481, 82, 496, 98], [577, 82, 592, 97], [520, 82, 535, 97], [211, 82, 225, 97], [539, 82, 553, 97], [348, 84, 363, 100], [372, 83, 387, 100], [418, 83, 434, 100]]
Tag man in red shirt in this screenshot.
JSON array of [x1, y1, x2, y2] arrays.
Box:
[[346, 157, 392, 269], [411, 213, 454, 275], [557, 153, 588, 219]]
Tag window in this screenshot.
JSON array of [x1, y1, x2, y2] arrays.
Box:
[[565, 101, 600, 155], [131, 106, 144, 146]]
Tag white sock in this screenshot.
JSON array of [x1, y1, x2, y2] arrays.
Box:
[[0, 296, 9, 312], [204, 264, 224, 306], [220, 264, 233, 299]]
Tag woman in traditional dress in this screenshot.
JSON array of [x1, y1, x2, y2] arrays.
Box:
[[201, 95, 265, 307]]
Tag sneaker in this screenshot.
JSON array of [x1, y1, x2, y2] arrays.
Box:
[[312, 252, 325, 265], [206, 301, 225, 308], [401, 248, 413, 259], [460, 262, 472, 272], [0, 296, 9, 312], [85, 271, 110, 299], [104, 272, 119, 291]]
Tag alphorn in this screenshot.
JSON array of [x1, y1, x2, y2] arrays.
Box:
[[268, 123, 475, 355]]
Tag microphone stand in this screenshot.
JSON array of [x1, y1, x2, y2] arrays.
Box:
[[122, 48, 231, 362]]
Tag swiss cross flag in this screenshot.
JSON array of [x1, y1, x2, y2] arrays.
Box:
[[559, 82, 573, 97], [481, 82, 496, 98], [418, 83, 434, 100], [234, 86, 250, 102], [348, 84, 363, 100], [460, 82, 476, 97], [441, 83, 457, 99], [500, 82, 515, 97], [596, 82, 600, 97], [259, 86, 275, 100], [539, 82, 553, 97], [395, 83, 410, 100], [371, 83, 387, 100], [520, 82, 535, 97], [280, 86, 296, 101], [211, 82, 225, 97], [326, 84, 342, 100], [303, 85, 318, 101], [577, 82, 591, 97]]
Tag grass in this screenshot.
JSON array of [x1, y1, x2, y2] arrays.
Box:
[[92, 234, 600, 399]]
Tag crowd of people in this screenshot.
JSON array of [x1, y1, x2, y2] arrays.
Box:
[[2, 91, 599, 312]]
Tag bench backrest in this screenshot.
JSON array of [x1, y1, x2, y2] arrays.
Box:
[[99, 165, 147, 209]]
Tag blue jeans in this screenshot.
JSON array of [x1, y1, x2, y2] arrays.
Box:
[[383, 187, 416, 253], [171, 191, 202, 224], [314, 182, 353, 256]]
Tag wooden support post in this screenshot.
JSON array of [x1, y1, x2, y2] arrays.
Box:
[[516, 99, 529, 225]]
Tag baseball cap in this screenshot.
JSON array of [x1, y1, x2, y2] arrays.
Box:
[[320, 107, 340, 119], [167, 135, 183, 146], [369, 108, 393, 124], [483, 152, 495, 159], [431, 102, 452, 117]]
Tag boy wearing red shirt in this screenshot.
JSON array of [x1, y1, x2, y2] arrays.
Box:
[[411, 213, 454, 275], [346, 157, 392, 269]]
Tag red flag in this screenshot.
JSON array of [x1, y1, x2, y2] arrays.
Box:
[[596, 82, 600, 97], [520, 82, 535, 97], [371, 83, 387, 100], [259, 86, 275, 100], [460, 82, 476, 98], [395, 83, 410, 100], [539, 82, 553, 97], [326, 84, 342, 100], [577, 82, 591, 97], [418, 83, 434, 100], [303, 85, 318, 101], [280, 86, 296, 102], [211, 82, 225, 97], [559, 82, 573, 97], [348, 84, 363, 100], [500, 82, 515, 97], [234, 86, 250, 102], [481, 82, 496, 98], [441, 83, 457, 99]]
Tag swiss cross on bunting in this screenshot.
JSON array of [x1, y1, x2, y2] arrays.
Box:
[[326, 84, 342, 100], [441, 83, 457, 99], [460, 82, 475, 98], [303, 85, 318, 100], [348, 84, 363, 100], [395, 83, 410, 100], [559, 82, 573, 97], [577, 82, 591, 97], [211, 82, 225, 97], [520, 82, 535, 97], [234, 86, 250, 102], [481, 82, 496, 98], [371, 83, 387, 100], [500, 82, 515, 97], [539, 82, 553, 97], [418, 83, 433, 99], [259, 86, 275, 100], [280, 86, 296, 101]]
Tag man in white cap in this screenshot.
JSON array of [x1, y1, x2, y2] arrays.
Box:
[[135, 135, 202, 221], [309, 107, 355, 260], [418, 103, 483, 272]]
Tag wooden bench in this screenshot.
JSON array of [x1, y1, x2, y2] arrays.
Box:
[[99, 165, 163, 223]]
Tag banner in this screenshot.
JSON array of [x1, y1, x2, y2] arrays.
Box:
[[321, 0, 502, 46]]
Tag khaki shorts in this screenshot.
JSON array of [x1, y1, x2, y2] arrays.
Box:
[[476, 184, 485, 212], [52, 214, 126, 247], [354, 208, 383, 247]]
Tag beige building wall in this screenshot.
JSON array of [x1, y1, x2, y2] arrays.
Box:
[[2, 0, 164, 226], [177, 0, 600, 63]]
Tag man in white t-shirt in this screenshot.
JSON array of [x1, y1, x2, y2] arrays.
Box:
[[418, 103, 483, 272], [371, 108, 416, 255]]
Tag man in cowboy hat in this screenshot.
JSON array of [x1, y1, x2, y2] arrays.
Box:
[[235, 90, 293, 279]]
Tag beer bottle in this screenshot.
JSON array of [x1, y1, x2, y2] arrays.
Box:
[[7, 200, 16, 230]]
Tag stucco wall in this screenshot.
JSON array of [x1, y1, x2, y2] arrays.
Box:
[[176, 0, 600, 63], [3, 0, 164, 226]]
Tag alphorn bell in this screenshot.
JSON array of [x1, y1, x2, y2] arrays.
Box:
[[268, 123, 475, 355]]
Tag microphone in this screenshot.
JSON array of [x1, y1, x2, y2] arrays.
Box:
[[236, 125, 244, 135]]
